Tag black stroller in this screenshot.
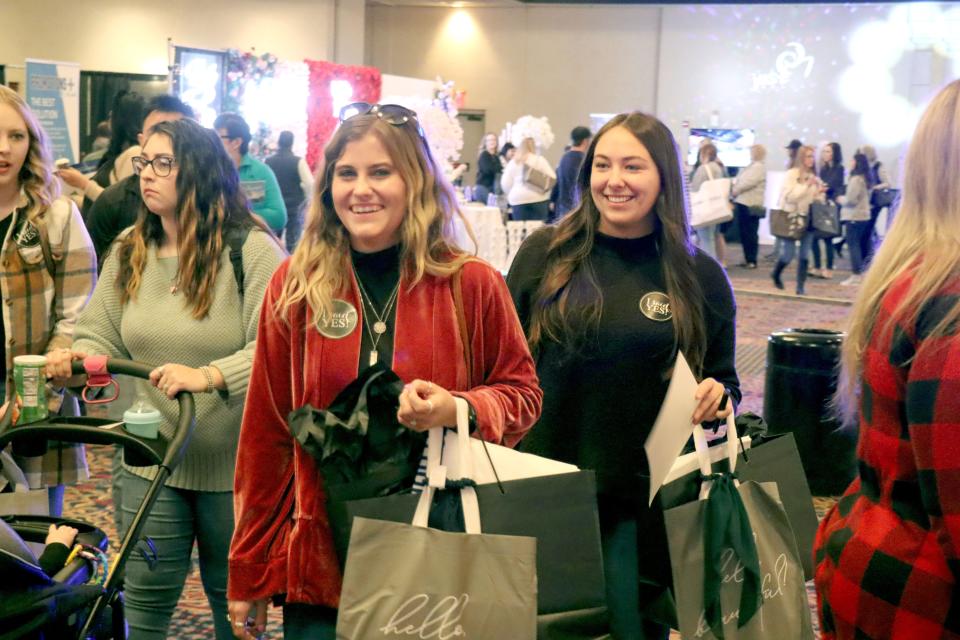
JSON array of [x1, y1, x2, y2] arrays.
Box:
[[0, 358, 196, 640]]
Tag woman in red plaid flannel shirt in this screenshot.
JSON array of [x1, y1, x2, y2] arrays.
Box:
[[815, 79, 960, 639]]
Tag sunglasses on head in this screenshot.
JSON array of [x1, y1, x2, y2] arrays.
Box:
[[339, 102, 423, 135]]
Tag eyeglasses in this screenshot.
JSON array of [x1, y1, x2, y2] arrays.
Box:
[[339, 102, 423, 134], [132, 155, 177, 178]]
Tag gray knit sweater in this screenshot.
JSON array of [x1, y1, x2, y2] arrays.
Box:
[[72, 228, 285, 491]]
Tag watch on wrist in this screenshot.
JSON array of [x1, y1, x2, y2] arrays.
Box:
[[467, 402, 478, 434]]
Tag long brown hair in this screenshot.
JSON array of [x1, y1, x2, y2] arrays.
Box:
[[837, 79, 960, 424], [526, 112, 708, 375], [115, 119, 269, 319], [275, 113, 472, 322]]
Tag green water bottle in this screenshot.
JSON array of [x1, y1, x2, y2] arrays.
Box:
[[13, 355, 48, 424], [123, 391, 162, 440]]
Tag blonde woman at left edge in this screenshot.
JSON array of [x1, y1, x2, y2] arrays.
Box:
[[0, 85, 96, 515]]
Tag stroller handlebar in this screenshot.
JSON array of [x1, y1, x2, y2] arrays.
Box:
[[0, 357, 196, 473]]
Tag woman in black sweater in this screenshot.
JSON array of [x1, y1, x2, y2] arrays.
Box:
[[474, 132, 500, 203], [507, 112, 739, 639], [811, 142, 845, 278]]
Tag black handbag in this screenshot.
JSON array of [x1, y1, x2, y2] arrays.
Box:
[[811, 201, 841, 238], [870, 188, 899, 208]]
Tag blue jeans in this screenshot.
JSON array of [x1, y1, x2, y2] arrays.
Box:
[[283, 603, 338, 639], [696, 224, 718, 260], [118, 468, 235, 640], [778, 231, 815, 265]]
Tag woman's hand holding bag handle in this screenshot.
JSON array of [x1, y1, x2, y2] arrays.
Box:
[[413, 397, 481, 533]]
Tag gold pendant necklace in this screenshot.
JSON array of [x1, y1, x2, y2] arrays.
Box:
[[354, 270, 400, 367]]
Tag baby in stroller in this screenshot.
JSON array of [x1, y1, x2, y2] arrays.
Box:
[[0, 357, 197, 640], [0, 406, 111, 640]]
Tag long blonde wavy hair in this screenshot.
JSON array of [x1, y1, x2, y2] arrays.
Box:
[[0, 85, 59, 223], [838, 79, 960, 424], [791, 144, 816, 176], [275, 113, 472, 322]]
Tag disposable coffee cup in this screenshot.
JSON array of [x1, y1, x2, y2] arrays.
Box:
[[13, 355, 48, 424]]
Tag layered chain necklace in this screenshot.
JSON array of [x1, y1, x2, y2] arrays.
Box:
[[354, 271, 400, 367]]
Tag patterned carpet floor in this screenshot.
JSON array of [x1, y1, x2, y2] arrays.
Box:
[[62, 243, 852, 638]]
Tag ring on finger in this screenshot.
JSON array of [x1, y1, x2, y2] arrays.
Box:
[[410, 419, 418, 428], [426, 399, 434, 413]]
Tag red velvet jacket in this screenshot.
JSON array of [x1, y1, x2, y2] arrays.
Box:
[[227, 258, 542, 606]]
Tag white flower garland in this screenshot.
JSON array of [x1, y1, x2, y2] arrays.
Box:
[[380, 95, 464, 173], [508, 115, 555, 151]]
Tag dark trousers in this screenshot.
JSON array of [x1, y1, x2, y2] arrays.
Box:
[[601, 516, 672, 639], [284, 200, 306, 254], [511, 200, 550, 221], [734, 203, 760, 264], [283, 603, 338, 639], [810, 237, 835, 270], [845, 220, 871, 274], [862, 205, 883, 265]]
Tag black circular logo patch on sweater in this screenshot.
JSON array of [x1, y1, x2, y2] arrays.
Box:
[[14, 220, 41, 248], [317, 299, 359, 338], [639, 292, 672, 322]]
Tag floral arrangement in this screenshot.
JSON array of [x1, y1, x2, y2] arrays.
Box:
[[305, 60, 382, 170], [434, 76, 457, 115], [377, 88, 464, 180], [223, 50, 278, 115], [240, 61, 309, 159], [508, 115, 555, 151], [404, 97, 464, 167]]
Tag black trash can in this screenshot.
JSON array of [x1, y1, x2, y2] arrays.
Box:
[[762, 328, 856, 496]]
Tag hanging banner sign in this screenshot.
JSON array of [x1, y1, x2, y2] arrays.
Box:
[[25, 58, 80, 163]]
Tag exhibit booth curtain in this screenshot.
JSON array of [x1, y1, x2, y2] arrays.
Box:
[[305, 60, 381, 170]]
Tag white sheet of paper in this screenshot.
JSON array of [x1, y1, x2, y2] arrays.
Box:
[[645, 351, 700, 506]]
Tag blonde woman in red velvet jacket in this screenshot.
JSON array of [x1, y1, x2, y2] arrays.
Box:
[[226, 104, 542, 639]]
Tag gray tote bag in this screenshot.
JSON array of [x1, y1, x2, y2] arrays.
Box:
[[336, 399, 538, 639], [663, 418, 814, 640]]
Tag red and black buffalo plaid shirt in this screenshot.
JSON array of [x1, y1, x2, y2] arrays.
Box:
[[815, 271, 960, 639]]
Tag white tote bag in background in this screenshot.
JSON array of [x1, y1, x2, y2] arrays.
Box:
[[690, 165, 734, 229]]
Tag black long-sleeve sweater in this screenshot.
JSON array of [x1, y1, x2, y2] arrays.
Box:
[[506, 228, 740, 499], [475, 151, 501, 191], [819, 163, 846, 202]]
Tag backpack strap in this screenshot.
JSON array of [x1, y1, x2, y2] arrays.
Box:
[[451, 267, 472, 388], [225, 224, 252, 299]]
